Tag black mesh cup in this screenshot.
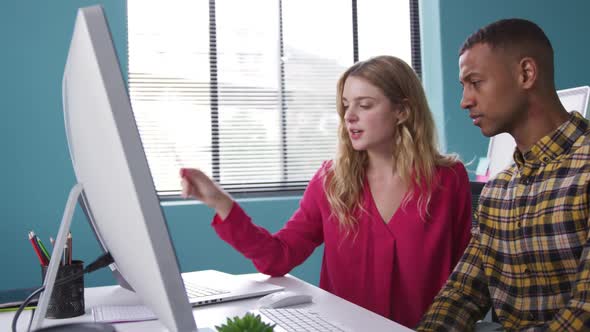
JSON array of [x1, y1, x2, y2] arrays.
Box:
[[40, 260, 85, 319]]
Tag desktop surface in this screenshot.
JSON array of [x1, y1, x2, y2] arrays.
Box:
[[3, 272, 412, 332]]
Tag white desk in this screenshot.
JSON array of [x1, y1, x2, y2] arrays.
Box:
[[3, 272, 413, 332]]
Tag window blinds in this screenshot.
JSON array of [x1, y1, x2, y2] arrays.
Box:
[[127, 0, 417, 196]]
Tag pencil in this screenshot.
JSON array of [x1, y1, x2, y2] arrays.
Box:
[[63, 242, 68, 266], [31, 232, 50, 264], [67, 232, 72, 265], [28, 232, 47, 266], [36, 237, 51, 263]]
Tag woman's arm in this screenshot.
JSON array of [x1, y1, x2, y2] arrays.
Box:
[[181, 165, 327, 276]]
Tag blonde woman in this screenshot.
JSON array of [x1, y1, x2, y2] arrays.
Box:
[[180, 55, 472, 328]]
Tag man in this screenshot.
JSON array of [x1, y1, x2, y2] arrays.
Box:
[[417, 18, 590, 331]]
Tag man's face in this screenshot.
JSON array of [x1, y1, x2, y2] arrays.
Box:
[[459, 43, 527, 137]]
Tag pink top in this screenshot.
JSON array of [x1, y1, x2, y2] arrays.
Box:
[[212, 162, 472, 328]]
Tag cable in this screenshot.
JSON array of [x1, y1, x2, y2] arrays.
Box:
[[11, 287, 43, 332], [27, 309, 35, 332], [11, 253, 114, 332], [83, 253, 114, 274]]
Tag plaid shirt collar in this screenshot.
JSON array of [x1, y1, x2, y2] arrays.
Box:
[[514, 111, 588, 170]]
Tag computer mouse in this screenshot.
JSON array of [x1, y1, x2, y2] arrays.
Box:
[[34, 322, 116, 331], [257, 291, 313, 309]]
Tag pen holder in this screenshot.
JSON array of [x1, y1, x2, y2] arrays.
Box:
[[40, 260, 85, 319]]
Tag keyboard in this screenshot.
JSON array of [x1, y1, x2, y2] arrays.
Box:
[[258, 308, 346, 332], [184, 281, 229, 298], [93, 304, 156, 323]]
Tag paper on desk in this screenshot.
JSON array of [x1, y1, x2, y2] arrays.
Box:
[[92, 304, 157, 323]]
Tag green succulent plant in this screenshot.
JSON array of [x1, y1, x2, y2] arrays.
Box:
[[215, 312, 275, 332]]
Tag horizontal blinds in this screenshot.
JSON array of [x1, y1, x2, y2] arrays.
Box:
[[281, 0, 350, 188], [409, 0, 422, 75], [356, 0, 413, 64], [127, 0, 416, 195], [128, 0, 213, 194], [216, 0, 288, 190]]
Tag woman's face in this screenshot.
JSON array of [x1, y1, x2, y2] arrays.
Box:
[[342, 76, 402, 155]]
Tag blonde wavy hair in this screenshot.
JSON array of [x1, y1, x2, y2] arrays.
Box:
[[325, 55, 457, 234]]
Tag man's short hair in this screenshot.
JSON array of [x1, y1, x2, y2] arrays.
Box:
[[460, 18, 554, 84], [459, 18, 552, 55]]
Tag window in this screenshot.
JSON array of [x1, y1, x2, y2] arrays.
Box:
[[127, 0, 420, 196]]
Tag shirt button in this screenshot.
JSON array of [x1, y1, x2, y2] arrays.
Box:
[[524, 267, 529, 273], [517, 221, 521, 227], [528, 313, 535, 320], [542, 156, 550, 163]]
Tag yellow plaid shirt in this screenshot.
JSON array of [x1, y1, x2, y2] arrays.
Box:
[[418, 111, 590, 331]]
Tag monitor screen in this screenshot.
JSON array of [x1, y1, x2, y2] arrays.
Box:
[[35, 5, 197, 331]]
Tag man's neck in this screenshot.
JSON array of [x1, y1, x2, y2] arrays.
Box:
[[512, 95, 569, 153]]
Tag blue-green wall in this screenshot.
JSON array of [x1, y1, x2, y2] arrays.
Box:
[[422, 0, 590, 176], [2, 0, 589, 291], [0, 1, 130, 289], [419, 0, 446, 151]]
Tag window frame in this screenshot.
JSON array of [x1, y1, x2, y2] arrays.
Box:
[[130, 0, 422, 200]]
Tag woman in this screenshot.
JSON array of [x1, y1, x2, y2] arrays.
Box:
[[180, 55, 472, 328]]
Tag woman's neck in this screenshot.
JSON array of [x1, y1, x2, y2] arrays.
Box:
[[366, 152, 395, 178]]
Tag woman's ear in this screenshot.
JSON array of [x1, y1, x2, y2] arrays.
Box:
[[396, 102, 410, 125]]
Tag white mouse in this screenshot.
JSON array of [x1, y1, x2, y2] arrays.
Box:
[[257, 291, 313, 309]]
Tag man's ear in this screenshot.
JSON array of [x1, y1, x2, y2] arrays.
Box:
[[519, 57, 537, 89]]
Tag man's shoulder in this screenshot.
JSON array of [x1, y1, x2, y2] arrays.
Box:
[[557, 129, 590, 171], [486, 166, 516, 189], [571, 129, 590, 156]]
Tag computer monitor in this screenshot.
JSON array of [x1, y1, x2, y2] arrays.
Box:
[[486, 85, 590, 178], [78, 192, 133, 291], [32, 5, 197, 331]]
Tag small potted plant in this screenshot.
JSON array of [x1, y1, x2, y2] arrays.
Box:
[[215, 312, 275, 332]]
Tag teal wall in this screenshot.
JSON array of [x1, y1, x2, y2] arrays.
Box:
[[419, 0, 446, 151], [2, 0, 589, 291], [0, 1, 130, 289], [421, 0, 590, 176]]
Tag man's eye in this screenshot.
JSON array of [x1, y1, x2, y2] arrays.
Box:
[[360, 104, 371, 109], [471, 80, 481, 87]]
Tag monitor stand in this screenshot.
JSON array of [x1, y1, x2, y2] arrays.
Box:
[[29, 183, 214, 331], [30, 183, 83, 330]]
